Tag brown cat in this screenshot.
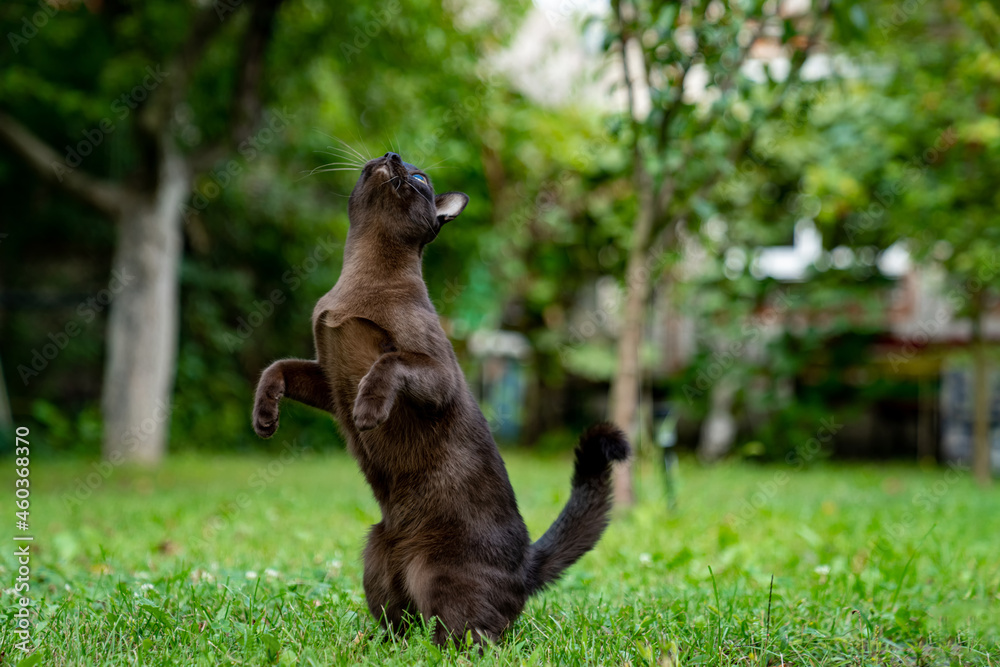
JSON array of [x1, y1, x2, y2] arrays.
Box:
[[252, 151, 629, 646]]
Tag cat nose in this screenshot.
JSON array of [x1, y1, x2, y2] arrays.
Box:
[[384, 152, 401, 163]]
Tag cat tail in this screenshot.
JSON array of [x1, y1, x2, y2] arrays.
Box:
[[524, 422, 630, 596]]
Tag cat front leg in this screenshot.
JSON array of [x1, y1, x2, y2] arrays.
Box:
[[353, 351, 457, 431], [353, 355, 401, 431], [253, 359, 333, 438]]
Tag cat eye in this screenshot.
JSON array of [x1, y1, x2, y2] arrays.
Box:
[[411, 174, 427, 183]]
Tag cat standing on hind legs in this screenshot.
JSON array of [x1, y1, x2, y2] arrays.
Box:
[[252, 151, 630, 646]]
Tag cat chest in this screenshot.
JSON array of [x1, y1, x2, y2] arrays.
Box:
[[314, 317, 396, 413]]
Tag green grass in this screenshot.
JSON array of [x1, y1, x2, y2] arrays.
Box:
[[1, 447, 998, 665]]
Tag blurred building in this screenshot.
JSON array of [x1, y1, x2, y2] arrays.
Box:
[[652, 233, 1000, 466], [483, 0, 1000, 464]]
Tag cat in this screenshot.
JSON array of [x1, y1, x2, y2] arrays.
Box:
[[252, 151, 629, 646]]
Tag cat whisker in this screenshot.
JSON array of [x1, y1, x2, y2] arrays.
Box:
[[309, 163, 365, 172], [302, 167, 366, 179], [420, 157, 452, 171], [315, 152, 363, 166], [313, 131, 366, 159], [355, 133, 373, 160], [398, 178, 437, 233], [309, 170, 365, 177], [296, 169, 353, 183], [312, 161, 363, 170], [316, 144, 358, 155], [317, 147, 365, 163], [310, 168, 364, 174], [326, 135, 369, 163], [378, 176, 402, 195], [313, 158, 363, 166]]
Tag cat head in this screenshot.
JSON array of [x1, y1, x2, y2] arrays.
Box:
[[348, 152, 468, 247]]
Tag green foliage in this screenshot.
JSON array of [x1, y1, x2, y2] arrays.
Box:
[[2, 0, 998, 459], [601, 0, 1000, 457], [0, 0, 560, 453], [2, 453, 996, 663]]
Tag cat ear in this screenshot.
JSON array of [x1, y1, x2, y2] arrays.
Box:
[[434, 192, 469, 224]]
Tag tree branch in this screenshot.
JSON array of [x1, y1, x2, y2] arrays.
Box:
[[612, 0, 642, 155], [712, 12, 770, 98], [191, 0, 286, 171], [655, 62, 690, 155], [0, 112, 127, 217], [231, 0, 285, 143], [138, 7, 235, 137], [668, 2, 831, 222]]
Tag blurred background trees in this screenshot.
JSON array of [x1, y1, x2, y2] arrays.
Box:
[[603, 0, 837, 502], [1, 0, 997, 489], [1, 0, 287, 464]]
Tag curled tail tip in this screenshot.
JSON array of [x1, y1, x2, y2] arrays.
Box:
[[574, 422, 630, 480], [583, 421, 630, 461], [526, 422, 630, 594]]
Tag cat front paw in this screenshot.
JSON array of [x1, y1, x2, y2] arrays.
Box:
[[353, 393, 393, 431], [253, 394, 281, 438], [353, 372, 395, 431]]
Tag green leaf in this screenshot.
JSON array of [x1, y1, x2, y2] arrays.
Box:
[[655, 5, 678, 35], [17, 655, 42, 667], [140, 603, 173, 627], [259, 631, 281, 656]]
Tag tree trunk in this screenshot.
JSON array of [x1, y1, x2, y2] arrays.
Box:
[[0, 3, 285, 464], [916, 376, 934, 462], [972, 298, 992, 486], [0, 353, 11, 431], [608, 199, 655, 506], [698, 375, 737, 462], [101, 147, 187, 464], [0, 261, 8, 430]]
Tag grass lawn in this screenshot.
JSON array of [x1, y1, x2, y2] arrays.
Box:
[[1, 445, 998, 665]]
